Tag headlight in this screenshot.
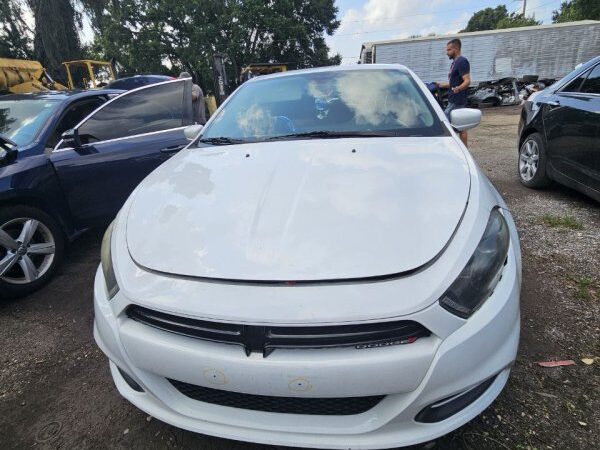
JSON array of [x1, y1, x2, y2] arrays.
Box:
[[101, 221, 119, 299], [439, 208, 510, 318]]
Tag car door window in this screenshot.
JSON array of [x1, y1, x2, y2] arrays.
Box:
[[74, 81, 186, 146], [560, 69, 590, 93], [579, 65, 600, 94], [46, 98, 106, 149]]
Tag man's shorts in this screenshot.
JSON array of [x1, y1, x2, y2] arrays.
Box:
[[444, 102, 466, 120]]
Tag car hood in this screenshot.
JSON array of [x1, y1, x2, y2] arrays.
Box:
[[126, 137, 471, 281]]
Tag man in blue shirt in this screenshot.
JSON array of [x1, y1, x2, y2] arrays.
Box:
[[437, 38, 471, 147]]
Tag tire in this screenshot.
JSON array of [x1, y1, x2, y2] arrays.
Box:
[[0, 205, 65, 299], [518, 132, 550, 188]]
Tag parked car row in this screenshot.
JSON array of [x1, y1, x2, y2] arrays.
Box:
[[0, 57, 597, 449]]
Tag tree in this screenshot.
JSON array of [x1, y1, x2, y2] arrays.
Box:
[[30, 0, 82, 71], [552, 0, 600, 22], [497, 13, 541, 29], [0, 0, 33, 59], [461, 4, 540, 32], [461, 5, 509, 32], [83, 0, 341, 92]]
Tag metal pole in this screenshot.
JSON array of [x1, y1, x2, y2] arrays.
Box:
[[522, 0, 527, 15]]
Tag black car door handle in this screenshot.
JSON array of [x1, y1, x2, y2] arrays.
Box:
[[160, 144, 186, 154]]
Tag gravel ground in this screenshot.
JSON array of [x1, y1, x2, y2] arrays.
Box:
[[0, 106, 598, 449]]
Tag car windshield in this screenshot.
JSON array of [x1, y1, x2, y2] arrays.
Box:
[[0, 99, 60, 146], [200, 69, 445, 144]]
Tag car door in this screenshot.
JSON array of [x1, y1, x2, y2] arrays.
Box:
[[543, 64, 600, 188], [50, 79, 193, 228]]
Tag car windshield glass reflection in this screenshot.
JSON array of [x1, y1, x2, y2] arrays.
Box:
[[201, 69, 445, 144], [0, 100, 60, 147]]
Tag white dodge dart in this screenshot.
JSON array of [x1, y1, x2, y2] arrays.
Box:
[[94, 65, 521, 449]]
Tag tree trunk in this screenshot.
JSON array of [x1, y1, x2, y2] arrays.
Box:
[[30, 0, 81, 73]]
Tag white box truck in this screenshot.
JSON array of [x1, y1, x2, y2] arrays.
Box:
[[360, 21, 600, 84]]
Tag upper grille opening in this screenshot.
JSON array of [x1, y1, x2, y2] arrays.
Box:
[[126, 305, 430, 357]]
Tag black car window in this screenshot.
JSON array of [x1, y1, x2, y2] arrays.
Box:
[[75, 81, 184, 145], [580, 65, 600, 95], [47, 98, 106, 149], [561, 69, 590, 93]]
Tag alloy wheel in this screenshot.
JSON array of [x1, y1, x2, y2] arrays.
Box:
[[0, 218, 56, 285], [519, 139, 540, 182]]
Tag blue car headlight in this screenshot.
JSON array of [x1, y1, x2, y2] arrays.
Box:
[[101, 221, 119, 299], [439, 208, 510, 318]]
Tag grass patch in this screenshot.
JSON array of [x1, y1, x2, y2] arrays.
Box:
[[575, 276, 594, 301], [542, 214, 583, 230]]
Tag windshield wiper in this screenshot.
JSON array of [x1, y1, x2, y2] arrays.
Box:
[[198, 136, 246, 145], [266, 131, 395, 141]]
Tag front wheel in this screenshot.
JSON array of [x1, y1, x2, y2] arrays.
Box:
[[518, 132, 550, 188], [0, 206, 65, 299]]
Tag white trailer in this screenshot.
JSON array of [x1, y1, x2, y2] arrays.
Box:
[[360, 21, 600, 84]]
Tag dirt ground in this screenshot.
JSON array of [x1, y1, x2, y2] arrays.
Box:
[[1, 106, 598, 450]]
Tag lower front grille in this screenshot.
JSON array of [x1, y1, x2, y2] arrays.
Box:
[[169, 379, 385, 415]]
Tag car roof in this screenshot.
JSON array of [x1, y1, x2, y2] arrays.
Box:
[[0, 89, 123, 102], [112, 74, 172, 80], [246, 64, 411, 82]]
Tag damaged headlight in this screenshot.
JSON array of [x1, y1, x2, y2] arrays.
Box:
[[101, 221, 119, 299], [439, 208, 510, 318]]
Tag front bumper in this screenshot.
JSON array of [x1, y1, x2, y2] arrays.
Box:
[[94, 240, 520, 449]]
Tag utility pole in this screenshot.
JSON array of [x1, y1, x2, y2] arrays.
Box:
[[522, 0, 527, 15]]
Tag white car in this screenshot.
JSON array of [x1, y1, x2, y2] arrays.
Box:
[[94, 65, 521, 449]]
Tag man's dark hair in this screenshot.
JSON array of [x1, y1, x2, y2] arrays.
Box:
[[447, 38, 461, 49]]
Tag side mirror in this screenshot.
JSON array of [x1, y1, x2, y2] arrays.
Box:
[[61, 128, 82, 148], [0, 137, 18, 165], [184, 124, 203, 141], [450, 108, 482, 132]]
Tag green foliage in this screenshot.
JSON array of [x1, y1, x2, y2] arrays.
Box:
[[84, 0, 341, 92], [0, 0, 33, 59], [552, 0, 600, 22], [541, 214, 583, 230], [461, 5, 509, 32], [497, 13, 541, 29], [461, 5, 540, 32]]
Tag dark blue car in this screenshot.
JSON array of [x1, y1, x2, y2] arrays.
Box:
[[0, 79, 193, 298], [104, 74, 175, 91]]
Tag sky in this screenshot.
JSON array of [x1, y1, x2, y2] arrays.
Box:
[[326, 0, 566, 64]]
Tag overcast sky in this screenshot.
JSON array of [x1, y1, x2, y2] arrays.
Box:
[[326, 0, 565, 64]]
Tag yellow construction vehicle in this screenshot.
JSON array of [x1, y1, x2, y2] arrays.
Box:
[[62, 60, 116, 89], [0, 58, 67, 94], [1, 58, 116, 94], [239, 63, 287, 83]]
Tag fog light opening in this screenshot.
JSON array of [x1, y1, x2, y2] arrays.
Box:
[[118, 367, 144, 392], [415, 375, 497, 423]]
